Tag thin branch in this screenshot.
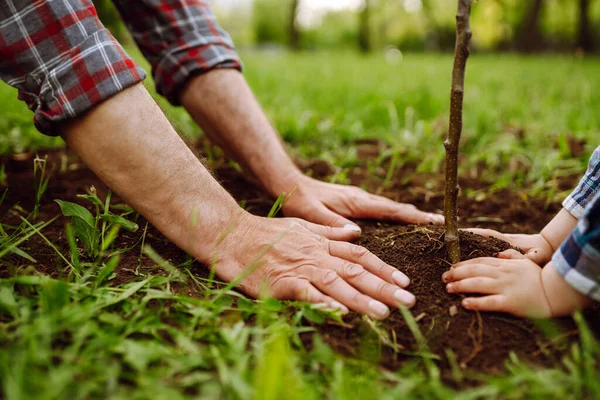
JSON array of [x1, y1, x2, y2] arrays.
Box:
[[444, 0, 473, 264]]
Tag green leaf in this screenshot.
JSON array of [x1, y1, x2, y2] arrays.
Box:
[[117, 340, 170, 372], [302, 305, 325, 324], [214, 295, 234, 309], [76, 194, 104, 208], [9, 246, 36, 262], [40, 280, 69, 315], [103, 278, 152, 307], [72, 217, 99, 258], [55, 200, 95, 227], [237, 297, 255, 312], [267, 194, 286, 218], [99, 214, 139, 232], [96, 256, 120, 287], [0, 286, 18, 317], [262, 298, 284, 312]]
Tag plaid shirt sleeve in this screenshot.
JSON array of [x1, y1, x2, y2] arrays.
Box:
[[563, 146, 600, 219], [111, 0, 242, 106], [0, 0, 146, 135], [552, 191, 600, 302]]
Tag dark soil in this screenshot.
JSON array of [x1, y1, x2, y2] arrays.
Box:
[[1, 142, 597, 383]]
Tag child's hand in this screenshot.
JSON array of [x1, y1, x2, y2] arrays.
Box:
[[442, 257, 552, 318], [466, 229, 553, 265], [442, 257, 591, 318]]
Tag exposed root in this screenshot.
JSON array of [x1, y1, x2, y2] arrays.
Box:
[[460, 311, 484, 368]]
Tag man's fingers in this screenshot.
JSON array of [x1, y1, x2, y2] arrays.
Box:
[[446, 277, 499, 295], [442, 264, 499, 283], [328, 240, 410, 288], [296, 219, 361, 241], [303, 266, 391, 319], [498, 249, 526, 260], [462, 295, 510, 313], [273, 277, 349, 313], [361, 195, 444, 225], [325, 256, 416, 308], [308, 204, 359, 230]]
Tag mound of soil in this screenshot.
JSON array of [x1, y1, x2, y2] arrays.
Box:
[[311, 224, 567, 377], [1, 144, 597, 383]]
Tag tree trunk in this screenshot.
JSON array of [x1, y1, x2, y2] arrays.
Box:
[[578, 0, 593, 52], [289, 0, 300, 51], [444, 0, 473, 264], [358, 0, 371, 53], [516, 0, 545, 53]]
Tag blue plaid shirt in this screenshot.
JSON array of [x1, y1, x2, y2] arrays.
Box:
[[553, 146, 600, 301]]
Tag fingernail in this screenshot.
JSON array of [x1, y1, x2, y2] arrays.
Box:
[[343, 224, 361, 232], [394, 290, 416, 307], [331, 301, 349, 314], [430, 214, 445, 224], [463, 299, 471, 309], [368, 300, 390, 319], [442, 272, 448, 282], [446, 283, 454, 293], [392, 271, 410, 287]]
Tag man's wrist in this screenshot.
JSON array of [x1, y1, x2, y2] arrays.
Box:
[[260, 167, 307, 199]]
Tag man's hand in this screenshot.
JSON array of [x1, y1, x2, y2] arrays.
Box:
[[281, 176, 444, 230], [211, 213, 416, 319], [180, 71, 443, 231], [442, 257, 590, 318], [465, 229, 553, 265]]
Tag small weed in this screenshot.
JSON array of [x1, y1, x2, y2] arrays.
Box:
[[55, 188, 138, 259]]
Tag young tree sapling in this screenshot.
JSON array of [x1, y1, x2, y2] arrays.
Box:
[[444, 0, 473, 263]]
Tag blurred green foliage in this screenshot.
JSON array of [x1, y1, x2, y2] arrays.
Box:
[[91, 0, 600, 53], [224, 0, 600, 53]]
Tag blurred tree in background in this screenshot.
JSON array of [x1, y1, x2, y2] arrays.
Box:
[[358, 0, 372, 52], [93, 0, 600, 54]]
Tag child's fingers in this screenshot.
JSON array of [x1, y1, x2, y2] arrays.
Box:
[[446, 277, 499, 294], [464, 228, 504, 239], [462, 295, 510, 313], [498, 249, 526, 260], [452, 257, 503, 268], [524, 248, 547, 265], [442, 264, 499, 283]]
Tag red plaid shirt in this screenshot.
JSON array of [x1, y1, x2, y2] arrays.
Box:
[[0, 0, 241, 135]]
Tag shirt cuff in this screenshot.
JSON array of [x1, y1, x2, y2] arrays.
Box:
[[563, 146, 600, 219], [152, 42, 242, 106], [21, 29, 146, 136], [552, 226, 600, 302]]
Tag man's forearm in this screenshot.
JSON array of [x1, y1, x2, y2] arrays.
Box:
[[61, 83, 245, 263], [179, 69, 302, 198]]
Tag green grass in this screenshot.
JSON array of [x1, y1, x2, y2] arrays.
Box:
[[1, 51, 600, 399], [2, 50, 598, 188]]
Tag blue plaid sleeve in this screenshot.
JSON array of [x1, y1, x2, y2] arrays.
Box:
[[552, 192, 600, 302], [563, 146, 600, 219]]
